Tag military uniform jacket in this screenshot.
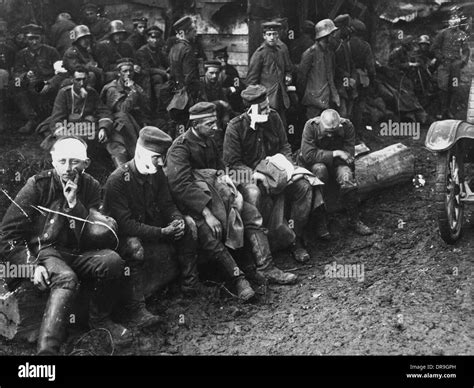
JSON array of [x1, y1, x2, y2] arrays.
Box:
[[432, 27, 470, 63], [136, 44, 169, 73], [127, 32, 147, 52], [14, 44, 60, 81], [297, 41, 339, 109], [246, 42, 292, 110], [223, 110, 293, 173], [48, 84, 112, 133], [87, 17, 111, 42], [63, 45, 101, 74], [50, 19, 76, 56], [200, 77, 228, 103], [103, 161, 182, 241], [299, 117, 355, 168], [0, 170, 101, 266], [168, 39, 201, 98], [348, 36, 376, 77], [95, 40, 135, 73], [100, 78, 147, 114], [166, 128, 225, 218]]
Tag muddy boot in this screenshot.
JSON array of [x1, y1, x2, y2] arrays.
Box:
[[347, 207, 372, 236], [216, 249, 255, 302], [37, 288, 76, 355], [89, 280, 134, 346], [291, 238, 310, 264], [122, 265, 164, 329], [248, 230, 297, 285], [176, 253, 200, 296], [313, 206, 331, 241]]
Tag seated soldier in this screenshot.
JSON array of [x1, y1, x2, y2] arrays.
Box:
[[126, 17, 148, 51], [298, 109, 372, 236], [95, 20, 135, 84], [135, 26, 169, 112], [224, 85, 327, 263], [13, 24, 62, 134], [166, 102, 297, 301], [100, 57, 149, 167], [63, 25, 103, 90], [0, 137, 133, 354], [104, 127, 199, 328], [37, 65, 112, 152]]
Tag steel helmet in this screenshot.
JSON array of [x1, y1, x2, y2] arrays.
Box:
[[108, 20, 127, 36], [320, 109, 341, 129], [418, 35, 430, 45], [315, 19, 338, 40], [71, 25, 92, 43], [79, 209, 119, 251]]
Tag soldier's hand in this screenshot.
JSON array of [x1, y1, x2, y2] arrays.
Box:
[[203, 208, 222, 241], [134, 65, 142, 74], [162, 222, 181, 238], [98, 128, 108, 143], [333, 150, 353, 164], [184, 215, 197, 240], [33, 265, 51, 291], [39, 83, 51, 95], [61, 170, 79, 208], [171, 218, 185, 240], [252, 172, 270, 194]]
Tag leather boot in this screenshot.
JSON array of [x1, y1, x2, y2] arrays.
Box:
[[176, 253, 200, 296], [37, 288, 75, 355], [313, 206, 331, 241], [248, 230, 297, 285], [347, 207, 372, 236], [89, 280, 134, 346], [216, 249, 255, 302], [121, 265, 164, 329], [291, 238, 310, 264]]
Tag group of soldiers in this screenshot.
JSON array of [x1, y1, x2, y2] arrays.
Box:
[[0, 3, 468, 356]]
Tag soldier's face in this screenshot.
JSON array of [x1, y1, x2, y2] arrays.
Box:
[[135, 145, 162, 175], [51, 141, 89, 183], [136, 23, 146, 35], [119, 65, 134, 80], [147, 34, 159, 47], [77, 36, 91, 49], [73, 71, 88, 93], [263, 31, 279, 46], [195, 117, 217, 138], [84, 10, 98, 23], [112, 32, 126, 44], [184, 25, 197, 42], [205, 67, 220, 84], [26, 35, 41, 50]]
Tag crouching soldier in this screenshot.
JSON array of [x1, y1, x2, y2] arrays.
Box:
[[167, 102, 296, 301], [0, 137, 133, 354], [224, 85, 325, 263], [104, 127, 199, 326], [298, 109, 372, 236], [101, 58, 149, 167]]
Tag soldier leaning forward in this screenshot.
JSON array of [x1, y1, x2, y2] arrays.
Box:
[[298, 109, 372, 236], [223, 85, 327, 264], [104, 127, 200, 328], [100, 58, 149, 167], [0, 137, 134, 354]]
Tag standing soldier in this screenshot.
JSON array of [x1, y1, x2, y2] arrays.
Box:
[[246, 21, 293, 127], [13, 24, 61, 134], [135, 26, 169, 112], [63, 25, 103, 90], [168, 16, 201, 127], [0, 137, 133, 354], [298, 19, 340, 120], [126, 17, 148, 51], [81, 3, 110, 42], [213, 45, 244, 113], [100, 58, 149, 167], [95, 20, 135, 84], [224, 85, 326, 263], [167, 102, 297, 299], [432, 8, 470, 119], [298, 109, 372, 237], [104, 127, 200, 326]]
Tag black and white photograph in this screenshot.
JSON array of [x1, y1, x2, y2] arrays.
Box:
[[0, 0, 472, 383]]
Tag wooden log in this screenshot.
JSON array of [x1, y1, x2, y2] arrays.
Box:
[[325, 143, 415, 212], [0, 244, 179, 342]]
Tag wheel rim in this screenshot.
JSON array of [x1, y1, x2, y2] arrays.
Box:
[[446, 153, 463, 232]]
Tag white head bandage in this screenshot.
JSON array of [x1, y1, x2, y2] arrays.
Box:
[[51, 138, 88, 161]]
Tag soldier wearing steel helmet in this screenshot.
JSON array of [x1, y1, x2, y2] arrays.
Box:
[[298, 109, 372, 237], [63, 25, 103, 89], [81, 2, 110, 42], [297, 19, 340, 120]]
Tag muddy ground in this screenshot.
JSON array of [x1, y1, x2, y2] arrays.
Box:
[[0, 111, 473, 357]]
